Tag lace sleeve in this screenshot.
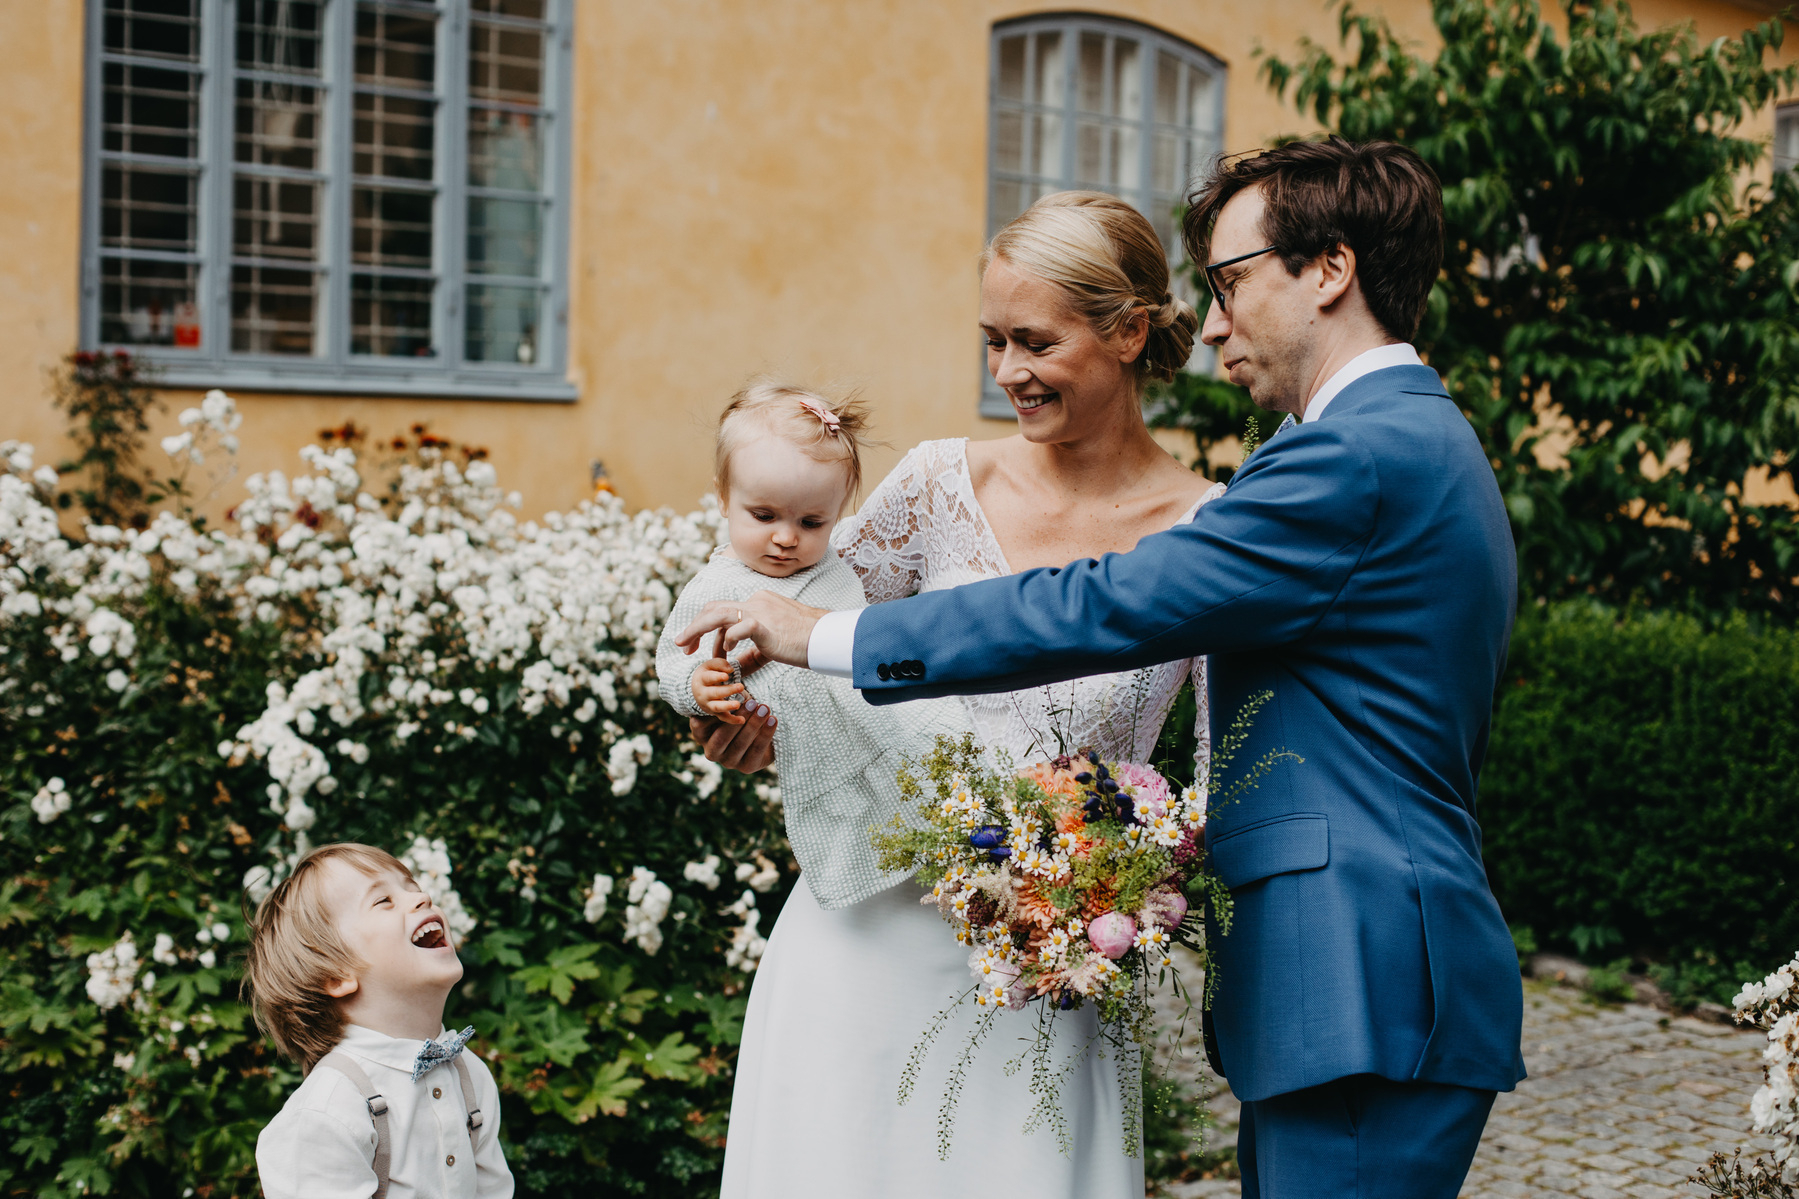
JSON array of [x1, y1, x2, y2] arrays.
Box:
[[832, 443, 938, 604], [1188, 657, 1212, 804]]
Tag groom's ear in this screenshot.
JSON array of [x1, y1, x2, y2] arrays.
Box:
[[1315, 242, 1362, 313]]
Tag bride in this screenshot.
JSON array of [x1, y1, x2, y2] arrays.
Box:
[[693, 191, 1221, 1198]]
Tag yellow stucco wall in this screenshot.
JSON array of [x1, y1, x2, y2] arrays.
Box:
[[0, 0, 1787, 521]]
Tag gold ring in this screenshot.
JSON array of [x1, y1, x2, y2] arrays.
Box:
[[737, 608, 743, 623]]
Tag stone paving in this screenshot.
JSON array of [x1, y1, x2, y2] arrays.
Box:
[[1152, 957, 1772, 1198]]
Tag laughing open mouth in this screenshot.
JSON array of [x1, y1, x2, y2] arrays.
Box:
[[1012, 391, 1058, 411], [410, 918, 447, 949]]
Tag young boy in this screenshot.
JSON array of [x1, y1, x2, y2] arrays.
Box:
[[245, 843, 513, 1199]]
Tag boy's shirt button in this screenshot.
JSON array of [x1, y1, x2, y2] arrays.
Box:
[[432, 1087, 442, 1099], [446, 1155, 456, 1167]]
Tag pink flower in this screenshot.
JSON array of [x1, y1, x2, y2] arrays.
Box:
[[1111, 761, 1173, 821], [1140, 887, 1188, 931], [1088, 911, 1136, 959]]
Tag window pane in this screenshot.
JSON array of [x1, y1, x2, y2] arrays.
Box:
[[1779, 107, 1799, 172], [351, 274, 435, 356], [1112, 39, 1140, 120], [1188, 67, 1219, 131], [1078, 33, 1105, 114], [1112, 125, 1141, 192], [355, 92, 436, 180], [104, 0, 199, 61], [102, 165, 197, 251], [993, 109, 1024, 175], [1153, 131, 1180, 193], [464, 284, 541, 363], [1076, 120, 1103, 185], [102, 62, 201, 158], [355, 5, 437, 90], [469, 109, 542, 189], [1030, 113, 1061, 177], [232, 264, 317, 354], [1031, 33, 1062, 106], [101, 257, 200, 347], [236, 79, 321, 170], [352, 187, 434, 267], [1155, 51, 1181, 125], [996, 35, 1026, 102], [990, 180, 1029, 234], [234, 176, 320, 261], [470, 21, 543, 104], [473, 0, 545, 17], [467, 197, 541, 276], [236, 0, 323, 74]]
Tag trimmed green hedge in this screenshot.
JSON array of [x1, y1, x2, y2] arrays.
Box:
[[1480, 604, 1799, 1000]]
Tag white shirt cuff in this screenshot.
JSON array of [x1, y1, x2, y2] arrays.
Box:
[[807, 608, 861, 678]]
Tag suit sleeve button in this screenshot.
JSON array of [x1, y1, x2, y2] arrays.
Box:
[[876, 663, 891, 681]]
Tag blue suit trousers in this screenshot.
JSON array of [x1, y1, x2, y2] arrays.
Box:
[[1237, 1075, 1496, 1199]]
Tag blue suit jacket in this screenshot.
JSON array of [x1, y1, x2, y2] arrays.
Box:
[[852, 365, 1527, 1102]]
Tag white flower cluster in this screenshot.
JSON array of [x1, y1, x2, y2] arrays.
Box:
[[622, 866, 674, 955], [1734, 950, 1799, 1170], [86, 933, 140, 1009], [31, 777, 69, 823], [2, 406, 789, 977], [400, 836, 477, 938], [722, 889, 767, 972]]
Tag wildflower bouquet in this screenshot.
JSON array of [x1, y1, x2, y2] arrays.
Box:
[[871, 694, 1293, 1156]]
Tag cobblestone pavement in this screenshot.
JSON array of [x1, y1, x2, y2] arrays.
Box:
[[1153, 960, 1771, 1198]]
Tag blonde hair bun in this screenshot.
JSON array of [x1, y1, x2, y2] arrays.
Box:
[[981, 191, 1197, 385]]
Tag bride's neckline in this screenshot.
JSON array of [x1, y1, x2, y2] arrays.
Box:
[[952, 437, 1213, 578]]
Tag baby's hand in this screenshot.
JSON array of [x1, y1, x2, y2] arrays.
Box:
[[692, 658, 749, 724]]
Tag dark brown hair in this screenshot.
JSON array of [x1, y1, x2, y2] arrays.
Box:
[[1182, 136, 1444, 340]]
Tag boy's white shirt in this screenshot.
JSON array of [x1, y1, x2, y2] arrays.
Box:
[[256, 1023, 514, 1199]]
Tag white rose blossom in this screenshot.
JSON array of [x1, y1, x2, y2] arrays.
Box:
[[622, 867, 673, 955], [1736, 949, 1799, 1169], [86, 934, 140, 1010]]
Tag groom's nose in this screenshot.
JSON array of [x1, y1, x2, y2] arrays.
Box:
[[1200, 298, 1231, 348]]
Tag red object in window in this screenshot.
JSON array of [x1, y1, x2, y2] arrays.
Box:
[[172, 302, 201, 349]]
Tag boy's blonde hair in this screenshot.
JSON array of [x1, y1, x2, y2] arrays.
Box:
[[714, 381, 872, 515], [241, 843, 412, 1071]]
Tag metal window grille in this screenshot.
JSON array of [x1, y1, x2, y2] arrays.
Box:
[[982, 15, 1225, 418], [81, 0, 576, 400]]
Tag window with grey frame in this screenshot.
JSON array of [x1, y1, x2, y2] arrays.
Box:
[[983, 16, 1225, 417], [84, 0, 575, 400]]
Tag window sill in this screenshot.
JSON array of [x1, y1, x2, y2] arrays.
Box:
[[119, 358, 579, 403]]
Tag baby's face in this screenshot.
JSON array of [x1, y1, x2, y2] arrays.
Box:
[[723, 436, 849, 578], [319, 859, 463, 1004]]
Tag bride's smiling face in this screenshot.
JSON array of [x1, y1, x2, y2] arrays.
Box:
[[981, 256, 1142, 440]]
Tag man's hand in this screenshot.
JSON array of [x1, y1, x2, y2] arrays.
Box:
[[675, 592, 823, 668], [689, 706, 776, 773]]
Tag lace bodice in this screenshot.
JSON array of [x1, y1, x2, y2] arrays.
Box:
[[834, 438, 1224, 779]]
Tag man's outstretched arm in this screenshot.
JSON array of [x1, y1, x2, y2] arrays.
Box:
[[676, 423, 1379, 702]]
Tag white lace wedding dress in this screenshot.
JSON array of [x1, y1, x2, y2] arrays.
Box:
[[720, 439, 1223, 1199]]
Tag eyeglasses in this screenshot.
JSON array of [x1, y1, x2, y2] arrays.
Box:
[[1203, 245, 1279, 316]]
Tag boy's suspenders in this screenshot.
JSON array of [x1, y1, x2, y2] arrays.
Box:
[[313, 1053, 483, 1198]]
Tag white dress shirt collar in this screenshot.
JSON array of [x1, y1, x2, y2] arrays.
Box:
[[337, 1021, 445, 1075], [1302, 342, 1423, 424]]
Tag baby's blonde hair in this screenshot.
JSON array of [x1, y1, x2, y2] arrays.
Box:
[[714, 381, 872, 514], [241, 843, 413, 1071]]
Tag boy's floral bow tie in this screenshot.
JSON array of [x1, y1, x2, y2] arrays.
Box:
[[412, 1026, 477, 1081]]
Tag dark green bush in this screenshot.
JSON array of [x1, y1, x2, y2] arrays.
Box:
[[1480, 603, 1799, 998]]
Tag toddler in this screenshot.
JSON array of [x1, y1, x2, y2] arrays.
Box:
[[656, 383, 967, 910], [245, 843, 513, 1199]]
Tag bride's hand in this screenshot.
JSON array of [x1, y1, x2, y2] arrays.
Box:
[[688, 701, 777, 772], [675, 593, 822, 668]]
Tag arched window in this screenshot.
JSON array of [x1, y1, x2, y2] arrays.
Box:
[[984, 15, 1225, 415]]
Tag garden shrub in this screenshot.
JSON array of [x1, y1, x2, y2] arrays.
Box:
[[0, 398, 793, 1198], [1480, 602, 1799, 999]]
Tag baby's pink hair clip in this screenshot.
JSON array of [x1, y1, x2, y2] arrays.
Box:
[[796, 396, 842, 436]]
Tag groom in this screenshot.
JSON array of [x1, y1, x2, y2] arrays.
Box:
[[680, 136, 1525, 1197]]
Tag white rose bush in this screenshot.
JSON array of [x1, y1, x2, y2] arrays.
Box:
[[0, 386, 795, 1197]]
